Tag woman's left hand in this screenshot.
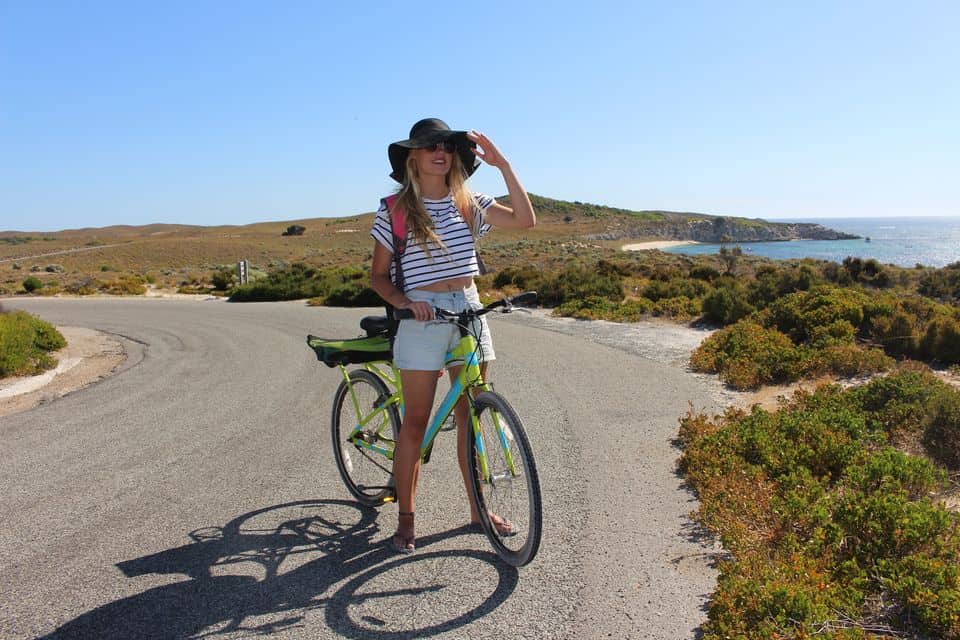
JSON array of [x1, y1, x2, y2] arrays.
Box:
[[466, 130, 508, 169]]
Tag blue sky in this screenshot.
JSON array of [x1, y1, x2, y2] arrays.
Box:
[[2, 1, 958, 232]]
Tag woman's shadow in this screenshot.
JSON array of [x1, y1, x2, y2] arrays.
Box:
[[42, 499, 518, 639]]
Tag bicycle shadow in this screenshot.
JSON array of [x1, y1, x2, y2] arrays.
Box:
[[41, 499, 519, 639]]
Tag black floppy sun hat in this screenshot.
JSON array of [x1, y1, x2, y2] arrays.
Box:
[[388, 118, 480, 183]]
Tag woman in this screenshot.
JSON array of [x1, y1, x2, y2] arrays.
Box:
[[370, 118, 536, 553]]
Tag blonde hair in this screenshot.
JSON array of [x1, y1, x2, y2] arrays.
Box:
[[393, 150, 477, 259]]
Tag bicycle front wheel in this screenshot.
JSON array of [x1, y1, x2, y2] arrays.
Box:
[[468, 391, 543, 567], [331, 369, 400, 506]]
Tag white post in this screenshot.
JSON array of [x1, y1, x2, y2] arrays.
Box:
[[237, 259, 248, 285]]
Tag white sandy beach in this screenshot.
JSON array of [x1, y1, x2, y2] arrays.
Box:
[[621, 240, 701, 251]]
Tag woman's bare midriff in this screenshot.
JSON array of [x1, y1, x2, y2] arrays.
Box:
[[416, 276, 474, 292]]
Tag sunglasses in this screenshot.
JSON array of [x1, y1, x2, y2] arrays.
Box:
[[419, 140, 458, 153]]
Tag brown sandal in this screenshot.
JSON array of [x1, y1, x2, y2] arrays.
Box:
[[489, 512, 518, 537], [471, 512, 519, 537], [391, 511, 416, 554]]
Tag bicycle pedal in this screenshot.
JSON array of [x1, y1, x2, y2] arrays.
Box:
[[382, 483, 397, 504]]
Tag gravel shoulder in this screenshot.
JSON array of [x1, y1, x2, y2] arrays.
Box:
[[0, 327, 130, 417]]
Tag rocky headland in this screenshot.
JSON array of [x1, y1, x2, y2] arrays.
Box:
[[586, 214, 859, 243]]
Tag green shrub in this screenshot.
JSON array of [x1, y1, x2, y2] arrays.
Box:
[[554, 296, 619, 320], [704, 554, 842, 639], [881, 554, 960, 636], [22, 276, 43, 292], [690, 320, 802, 390], [871, 311, 920, 358], [225, 263, 380, 306], [537, 265, 623, 307], [700, 278, 755, 326], [688, 265, 721, 281], [651, 295, 700, 319], [642, 277, 709, 302], [924, 388, 960, 469], [322, 283, 382, 307], [554, 296, 654, 321], [32, 317, 67, 352], [0, 310, 66, 377], [102, 276, 147, 295], [679, 380, 960, 640], [745, 390, 869, 481], [834, 472, 952, 566], [850, 369, 946, 436], [492, 264, 542, 290], [921, 316, 960, 365], [766, 286, 868, 345], [918, 264, 960, 302], [807, 319, 857, 349], [211, 266, 236, 291], [748, 264, 820, 309], [805, 344, 893, 378], [841, 447, 945, 499]]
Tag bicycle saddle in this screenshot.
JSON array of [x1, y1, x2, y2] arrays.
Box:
[[360, 315, 395, 336]]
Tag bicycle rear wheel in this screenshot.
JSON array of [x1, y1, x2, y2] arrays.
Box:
[[468, 391, 543, 567], [331, 369, 400, 506]]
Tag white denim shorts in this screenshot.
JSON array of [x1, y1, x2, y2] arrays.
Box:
[[393, 284, 496, 371]]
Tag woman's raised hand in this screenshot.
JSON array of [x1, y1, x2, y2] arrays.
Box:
[[466, 130, 508, 169]]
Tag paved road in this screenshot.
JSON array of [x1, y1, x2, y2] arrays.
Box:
[[1, 299, 720, 639]]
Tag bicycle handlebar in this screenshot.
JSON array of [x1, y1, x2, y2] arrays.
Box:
[[392, 290, 538, 321]]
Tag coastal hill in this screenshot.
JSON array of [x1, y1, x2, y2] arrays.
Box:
[[0, 194, 856, 293], [518, 195, 858, 243]]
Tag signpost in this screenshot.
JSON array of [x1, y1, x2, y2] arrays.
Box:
[[237, 259, 248, 285]]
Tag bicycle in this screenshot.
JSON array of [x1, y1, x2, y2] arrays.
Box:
[[307, 291, 543, 567]]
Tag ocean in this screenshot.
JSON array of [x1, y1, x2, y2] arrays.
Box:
[[662, 216, 960, 268]]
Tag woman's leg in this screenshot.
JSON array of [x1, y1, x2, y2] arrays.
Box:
[[393, 369, 439, 550]]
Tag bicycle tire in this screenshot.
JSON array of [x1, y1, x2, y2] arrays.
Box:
[[331, 369, 400, 506], [468, 391, 543, 567]]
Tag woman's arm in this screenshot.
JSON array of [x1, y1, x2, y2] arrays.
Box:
[[370, 242, 433, 320], [466, 130, 536, 230]]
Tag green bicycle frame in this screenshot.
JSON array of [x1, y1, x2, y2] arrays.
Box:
[[339, 361, 399, 460], [338, 328, 518, 481]]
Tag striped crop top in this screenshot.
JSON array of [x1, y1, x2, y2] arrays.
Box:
[[370, 193, 495, 292]]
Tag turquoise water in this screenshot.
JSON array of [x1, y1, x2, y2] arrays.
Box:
[[662, 216, 960, 268]]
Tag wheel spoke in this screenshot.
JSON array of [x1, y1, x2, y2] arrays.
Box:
[[469, 392, 542, 567], [332, 370, 399, 506]]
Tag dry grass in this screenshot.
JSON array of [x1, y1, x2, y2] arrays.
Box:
[[0, 195, 653, 294]]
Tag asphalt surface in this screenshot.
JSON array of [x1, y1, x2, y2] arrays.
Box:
[[1, 298, 721, 639]]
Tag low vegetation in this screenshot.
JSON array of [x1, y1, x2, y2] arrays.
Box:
[[480, 252, 960, 391], [0, 305, 66, 377], [228, 263, 380, 305], [678, 368, 960, 639]]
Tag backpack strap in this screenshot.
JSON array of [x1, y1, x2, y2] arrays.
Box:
[[380, 195, 406, 328], [383, 194, 407, 256]]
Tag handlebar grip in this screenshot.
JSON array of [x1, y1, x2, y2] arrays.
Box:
[[391, 308, 416, 320]]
